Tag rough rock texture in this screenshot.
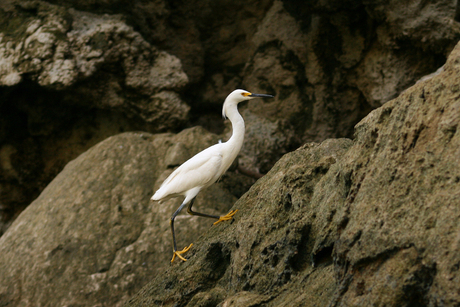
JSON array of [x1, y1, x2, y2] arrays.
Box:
[[0, 0, 459, 303], [1, 0, 460, 275], [0, 0, 189, 234], [1, 40, 460, 305], [0, 1, 189, 104], [124, 138, 353, 307], [0, 127, 239, 306], [123, 41, 460, 306], [332, 42, 460, 306], [2, 0, 460, 231]]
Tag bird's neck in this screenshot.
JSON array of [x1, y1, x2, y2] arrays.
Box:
[[225, 105, 245, 156]]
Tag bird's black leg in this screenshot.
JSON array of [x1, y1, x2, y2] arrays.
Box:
[[170, 202, 186, 251], [170, 202, 192, 262], [186, 197, 220, 219]]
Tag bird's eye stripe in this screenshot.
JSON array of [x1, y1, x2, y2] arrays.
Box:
[[242, 92, 251, 97]]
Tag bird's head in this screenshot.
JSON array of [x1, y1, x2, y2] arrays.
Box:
[[222, 89, 274, 118]]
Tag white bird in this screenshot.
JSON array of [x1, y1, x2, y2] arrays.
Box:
[[151, 89, 274, 262]]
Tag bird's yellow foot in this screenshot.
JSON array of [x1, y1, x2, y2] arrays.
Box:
[[213, 209, 239, 225], [171, 243, 193, 263]]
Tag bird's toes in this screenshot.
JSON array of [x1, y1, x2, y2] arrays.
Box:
[[213, 209, 239, 225], [171, 243, 193, 263]]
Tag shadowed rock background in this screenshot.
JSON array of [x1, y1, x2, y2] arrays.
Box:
[[0, 0, 459, 306]]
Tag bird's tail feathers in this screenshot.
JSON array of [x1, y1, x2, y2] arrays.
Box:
[[151, 185, 176, 203], [151, 188, 165, 201]]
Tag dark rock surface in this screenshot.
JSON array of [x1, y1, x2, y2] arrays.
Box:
[[1, 41, 460, 305], [0, 0, 189, 234], [123, 41, 460, 306], [1, 0, 459, 233], [0, 0, 460, 306], [0, 127, 238, 306], [123, 138, 353, 307]]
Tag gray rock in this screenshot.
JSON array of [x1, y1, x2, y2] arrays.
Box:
[[123, 41, 460, 307], [0, 0, 190, 234], [0, 127, 237, 306], [332, 40, 460, 306], [1, 0, 460, 278], [232, 0, 458, 171], [124, 138, 353, 307], [2, 39, 460, 305], [0, 2, 189, 116]]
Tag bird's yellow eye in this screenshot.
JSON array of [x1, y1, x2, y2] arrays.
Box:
[[242, 92, 251, 97]]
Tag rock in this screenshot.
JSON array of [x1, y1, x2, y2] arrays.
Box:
[[0, 127, 237, 306], [332, 40, 460, 306], [237, 109, 297, 174], [124, 138, 353, 307], [123, 42, 460, 306], [228, 0, 457, 172], [0, 0, 190, 235], [2, 39, 460, 305], [363, 0, 460, 53], [0, 1, 189, 112], [1, 0, 460, 253]]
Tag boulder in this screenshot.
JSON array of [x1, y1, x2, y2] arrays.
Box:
[[0, 127, 237, 306], [124, 41, 460, 307], [1, 0, 460, 270], [0, 0, 189, 234], [125, 138, 353, 307]]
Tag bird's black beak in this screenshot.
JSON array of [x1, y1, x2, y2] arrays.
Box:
[[248, 93, 274, 98]]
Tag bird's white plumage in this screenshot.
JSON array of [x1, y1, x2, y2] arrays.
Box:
[[152, 144, 223, 203], [151, 89, 273, 206], [150, 89, 274, 262]]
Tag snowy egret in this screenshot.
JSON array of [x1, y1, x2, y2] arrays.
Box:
[[151, 89, 274, 262]]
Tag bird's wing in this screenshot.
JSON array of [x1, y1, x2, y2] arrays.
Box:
[[153, 144, 223, 200]]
